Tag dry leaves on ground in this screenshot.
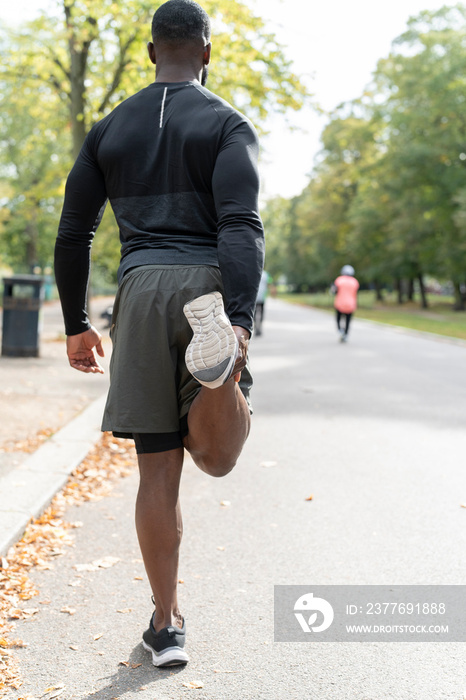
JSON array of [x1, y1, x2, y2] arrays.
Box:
[[73, 556, 120, 572], [118, 661, 141, 669], [1, 428, 55, 455], [60, 606, 76, 615], [0, 433, 136, 697]]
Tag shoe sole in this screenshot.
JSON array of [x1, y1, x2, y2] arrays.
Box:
[[183, 292, 238, 389], [142, 639, 189, 667]]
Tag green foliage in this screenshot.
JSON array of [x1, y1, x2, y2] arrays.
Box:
[[0, 0, 308, 273], [263, 5, 466, 307]]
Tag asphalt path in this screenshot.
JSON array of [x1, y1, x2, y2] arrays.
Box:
[[8, 298, 466, 700], [0, 297, 111, 479]]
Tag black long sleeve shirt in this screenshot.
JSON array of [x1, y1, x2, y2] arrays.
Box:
[[54, 80, 265, 335]]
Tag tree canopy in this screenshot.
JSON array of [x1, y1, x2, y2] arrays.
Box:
[[264, 5, 466, 308], [0, 0, 308, 274]]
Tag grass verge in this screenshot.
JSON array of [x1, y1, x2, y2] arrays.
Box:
[[278, 291, 466, 341]]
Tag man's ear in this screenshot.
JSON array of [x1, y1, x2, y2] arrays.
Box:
[[147, 41, 156, 65], [203, 42, 212, 66]]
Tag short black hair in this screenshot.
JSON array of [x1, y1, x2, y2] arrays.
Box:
[[152, 0, 211, 45]]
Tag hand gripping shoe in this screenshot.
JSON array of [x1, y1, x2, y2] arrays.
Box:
[[183, 291, 238, 389]]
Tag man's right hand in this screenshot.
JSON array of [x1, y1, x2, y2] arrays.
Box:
[[66, 326, 105, 374]]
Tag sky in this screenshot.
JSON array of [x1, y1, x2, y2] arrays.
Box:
[[1, 0, 448, 198]]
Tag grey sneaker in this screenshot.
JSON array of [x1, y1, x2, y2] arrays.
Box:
[[142, 618, 189, 667], [183, 292, 238, 389]]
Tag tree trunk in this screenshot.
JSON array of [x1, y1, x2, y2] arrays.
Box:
[[395, 277, 404, 304], [69, 47, 88, 159], [453, 281, 465, 311], [418, 274, 428, 309], [65, 3, 95, 159], [374, 279, 384, 302], [25, 219, 38, 271], [407, 278, 415, 301]]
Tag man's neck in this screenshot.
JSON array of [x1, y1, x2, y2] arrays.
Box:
[[155, 64, 201, 83]]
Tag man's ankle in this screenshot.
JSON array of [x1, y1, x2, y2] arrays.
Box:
[[152, 610, 183, 632]]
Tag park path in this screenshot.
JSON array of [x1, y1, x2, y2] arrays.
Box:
[[0, 298, 111, 480], [6, 298, 466, 700]]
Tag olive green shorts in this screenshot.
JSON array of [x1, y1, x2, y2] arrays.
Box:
[[101, 265, 252, 441]]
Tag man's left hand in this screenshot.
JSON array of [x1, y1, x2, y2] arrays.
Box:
[[66, 326, 105, 374]]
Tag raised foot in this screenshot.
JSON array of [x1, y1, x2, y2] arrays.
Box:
[[183, 291, 238, 389]]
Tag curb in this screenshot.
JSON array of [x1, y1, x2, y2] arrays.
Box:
[[0, 394, 107, 556]]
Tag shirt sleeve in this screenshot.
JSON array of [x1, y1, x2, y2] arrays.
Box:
[[212, 118, 265, 334], [54, 131, 107, 335]]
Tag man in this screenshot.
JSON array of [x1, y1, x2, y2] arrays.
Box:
[[54, 0, 264, 668], [332, 265, 359, 342]]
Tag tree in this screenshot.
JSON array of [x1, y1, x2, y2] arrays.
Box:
[[262, 5, 466, 306], [0, 0, 308, 272], [366, 5, 466, 307], [0, 30, 69, 270]]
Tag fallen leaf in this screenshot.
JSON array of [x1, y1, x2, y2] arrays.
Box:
[[73, 556, 120, 572], [117, 608, 132, 614], [217, 546, 225, 551], [70, 521, 83, 528], [93, 633, 103, 641], [119, 660, 130, 667], [44, 685, 65, 694], [260, 461, 277, 468], [69, 645, 79, 651], [133, 576, 143, 581], [74, 563, 98, 572], [178, 578, 184, 584], [213, 669, 238, 674], [220, 500, 231, 507], [131, 663, 142, 669], [48, 690, 66, 699], [305, 494, 314, 501], [182, 680, 204, 689], [0, 557, 9, 569], [461, 504, 466, 508], [92, 556, 120, 569], [60, 606, 76, 615]]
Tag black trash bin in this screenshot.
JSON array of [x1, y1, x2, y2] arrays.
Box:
[[1, 275, 44, 357]]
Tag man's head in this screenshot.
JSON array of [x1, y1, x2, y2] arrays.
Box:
[[152, 0, 211, 45], [149, 0, 211, 85]]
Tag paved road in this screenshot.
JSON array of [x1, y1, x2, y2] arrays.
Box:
[[0, 298, 112, 478], [8, 299, 466, 699]]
